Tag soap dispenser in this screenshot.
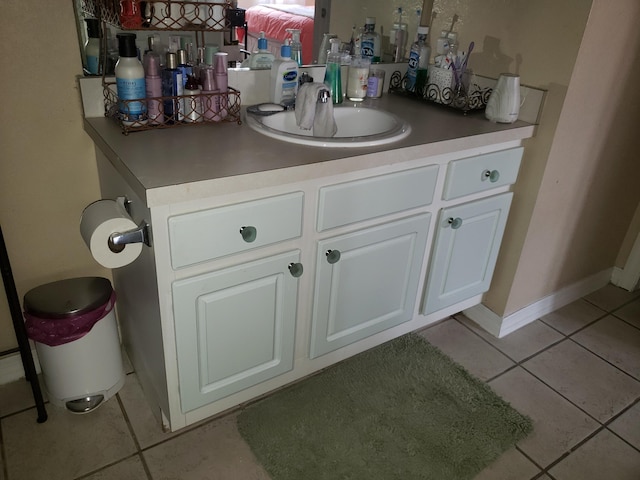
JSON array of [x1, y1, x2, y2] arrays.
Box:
[[248, 32, 275, 70], [323, 37, 343, 104], [270, 40, 299, 107], [286, 28, 303, 66]]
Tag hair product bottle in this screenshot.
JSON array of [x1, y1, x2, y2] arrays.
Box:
[[84, 18, 101, 75], [143, 50, 163, 125], [183, 75, 203, 123], [161, 52, 183, 123], [115, 33, 147, 126]]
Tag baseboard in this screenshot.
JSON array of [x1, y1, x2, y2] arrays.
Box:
[[464, 268, 614, 338], [0, 350, 41, 386]]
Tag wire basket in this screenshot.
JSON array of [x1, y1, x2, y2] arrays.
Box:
[[103, 80, 242, 134], [389, 70, 492, 113], [81, 0, 231, 31]]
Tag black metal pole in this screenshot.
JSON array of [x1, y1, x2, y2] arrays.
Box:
[[0, 225, 47, 423]]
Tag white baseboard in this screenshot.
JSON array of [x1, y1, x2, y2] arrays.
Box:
[[464, 268, 614, 338], [0, 350, 41, 386]]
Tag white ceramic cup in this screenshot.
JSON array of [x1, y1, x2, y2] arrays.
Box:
[[485, 73, 521, 123]]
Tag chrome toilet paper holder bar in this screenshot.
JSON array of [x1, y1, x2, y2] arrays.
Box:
[[108, 197, 152, 252]]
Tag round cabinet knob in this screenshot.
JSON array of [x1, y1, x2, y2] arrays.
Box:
[[288, 262, 304, 278], [482, 169, 500, 182], [239, 226, 257, 243], [447, 217, 463, 229], [325, 249, 341, 264]]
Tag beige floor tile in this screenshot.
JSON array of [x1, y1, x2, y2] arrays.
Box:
[[539, 299, 606, 335], [572, 316, 640, 380], [523, 340, 640, 423], [84, 455, 148, 479], [2, 398, 136, 480], [118, 373, 180, 449], [472, 447, 540, 480], [612, 297, 640, 329], [143, 412, 271, 480], [0, 376, 47, 417], [584, 284, 640, 312], [549, 429, 640, 480], [459, 316, 564, 362], [608, 401, 640, 449], [418, 319, 514, 380], [489, 367, 599, 468]]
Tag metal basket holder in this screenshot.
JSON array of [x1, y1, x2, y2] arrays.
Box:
[[389, 70, 493, 113], [81, 0, 242, 134]]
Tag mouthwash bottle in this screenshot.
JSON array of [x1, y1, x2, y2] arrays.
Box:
[[406, 26, 430, 93], [323, 37, 343, 104], [360, 17, 381, 63]]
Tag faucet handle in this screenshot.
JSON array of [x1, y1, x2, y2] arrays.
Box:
[[318, 89, 331, 104]]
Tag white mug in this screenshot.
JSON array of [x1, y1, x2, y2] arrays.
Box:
[[485, 73, 521, 123]]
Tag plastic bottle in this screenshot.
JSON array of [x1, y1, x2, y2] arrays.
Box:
[[84, 18, 101, 75], [390, 8, 408, 62], [115, 33, 147, 126], [161, 52, 183, 123], [143, 50, 163, 125], [183, 75, 202, 123], [323, 37, 342, 104], [416, 27, 431, 93], [214, 52, 228, 120], [360, 17, 381, 63], [405, 26, 429, 93], [248, 32, 275, 70], [286, 29, 303, 66], [270, 41, 299, 107]]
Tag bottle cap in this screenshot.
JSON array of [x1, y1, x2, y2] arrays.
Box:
[[117, 33, 137, 58], [177, 49, 188, 65], [214, 52, 228, 74], [365, 17, 376, 25], [85, 18, 101, 39], [417, 26, 429, 35], [281, 43, 291, 58], [258, 31, 267, 50], [165, 52, 177, 69], [204, 45, 219, 65]]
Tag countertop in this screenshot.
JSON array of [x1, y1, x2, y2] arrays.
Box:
[[84, 94, 536, 207]]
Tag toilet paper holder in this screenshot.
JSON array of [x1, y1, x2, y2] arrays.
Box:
[[107, 198, 152, 252]]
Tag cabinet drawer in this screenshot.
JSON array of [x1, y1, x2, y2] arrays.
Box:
[[442, 147, 523, 200], [168, 192, 303, 269], [317, 165, 439, 231]]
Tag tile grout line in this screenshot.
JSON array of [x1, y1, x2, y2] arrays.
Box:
[[114, 390, 154, 480]]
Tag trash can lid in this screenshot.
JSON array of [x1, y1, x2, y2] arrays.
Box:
[[23, 277, 113, 319]]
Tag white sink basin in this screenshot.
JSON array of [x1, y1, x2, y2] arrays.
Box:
[[245, 105, 411, 148]]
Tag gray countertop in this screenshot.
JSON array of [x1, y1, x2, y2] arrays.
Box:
[[84, 94, 535, 207]]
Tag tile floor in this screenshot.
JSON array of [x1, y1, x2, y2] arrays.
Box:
[[1, 283, 639, 479]]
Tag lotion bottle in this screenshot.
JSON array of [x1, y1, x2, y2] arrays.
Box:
[[248, 32, 275, 70], [115, 33, 148, 125], [270, 41, 298, 107], [84, 18, 101, 75], [143, 50, 163, 125]]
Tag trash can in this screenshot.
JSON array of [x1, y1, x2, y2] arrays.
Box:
[[24, 277, 125, 414]]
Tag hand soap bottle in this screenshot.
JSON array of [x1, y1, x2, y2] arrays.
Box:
[[323, 37, 342, 104], [286, 28, 303, 66], [270, 40, 299, 107], [248, 32, 275, 70]]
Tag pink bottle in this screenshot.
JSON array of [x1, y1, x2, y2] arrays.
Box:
[[214, 52, 228, 120]]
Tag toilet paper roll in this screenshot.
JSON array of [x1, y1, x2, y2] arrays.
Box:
[[80, 199, 143, 268]]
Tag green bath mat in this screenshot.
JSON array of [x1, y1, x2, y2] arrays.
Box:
[[238, 333, 532, 480]]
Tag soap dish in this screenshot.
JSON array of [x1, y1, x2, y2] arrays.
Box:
[[246, 103, 286, 116]]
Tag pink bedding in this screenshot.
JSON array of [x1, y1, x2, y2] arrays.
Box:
[[240, 5, 315, 64]]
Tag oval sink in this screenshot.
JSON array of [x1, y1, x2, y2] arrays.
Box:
[[245, 105, 411, 148]]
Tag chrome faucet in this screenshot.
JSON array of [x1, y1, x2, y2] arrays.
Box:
[[318, 89, 331, 104]]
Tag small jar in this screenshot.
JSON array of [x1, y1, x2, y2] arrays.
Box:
[[346, 55, 371, 101], [366, 69, 385, 98]]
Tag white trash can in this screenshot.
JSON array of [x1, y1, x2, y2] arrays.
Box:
[[24, 277, 125, 413]]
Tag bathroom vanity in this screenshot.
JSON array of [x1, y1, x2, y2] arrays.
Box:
[[82, 89, 535, 431]]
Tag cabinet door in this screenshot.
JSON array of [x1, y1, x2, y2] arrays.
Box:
[[310, 214, 430, 359], [423, 193, 513, 314], [172, 251, 301, 412]]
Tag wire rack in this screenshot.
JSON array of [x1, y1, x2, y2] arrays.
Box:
[[81, 0, 231, 31], [389, 70, 492, 113], [103, 80, 242, 134]]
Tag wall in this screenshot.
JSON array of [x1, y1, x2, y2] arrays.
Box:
[[0, 1, 107, 352]]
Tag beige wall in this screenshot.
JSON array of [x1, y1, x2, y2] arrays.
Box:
[[0, 1, 107, 351], [1, 0, 639, 355]]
